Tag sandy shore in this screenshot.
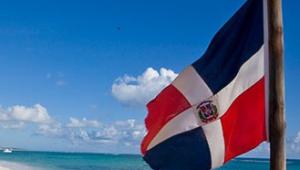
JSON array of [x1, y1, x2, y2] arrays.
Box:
[[0, 165, 9, 170], [0, 161, 37, 170]]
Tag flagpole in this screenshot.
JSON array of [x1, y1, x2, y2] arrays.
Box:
[[267, 0, 286, 170]]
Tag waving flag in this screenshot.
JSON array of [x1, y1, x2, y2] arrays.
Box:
[[141, 0, 269, 169]]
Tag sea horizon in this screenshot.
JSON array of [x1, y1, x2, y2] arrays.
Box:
[[2, 149, 300, 161], [0, 149, 298, 159]]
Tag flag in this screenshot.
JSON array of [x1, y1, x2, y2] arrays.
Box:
[[141, 0, 269, 169]]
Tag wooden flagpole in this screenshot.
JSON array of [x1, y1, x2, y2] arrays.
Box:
[[267, 0, 286, 170]]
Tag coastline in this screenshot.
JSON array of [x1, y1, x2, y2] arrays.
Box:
[[0, 160, 37, 170]]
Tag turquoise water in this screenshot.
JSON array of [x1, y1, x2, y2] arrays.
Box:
[[0, 151, 299, 170]]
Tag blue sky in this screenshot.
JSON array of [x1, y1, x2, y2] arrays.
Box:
[[0, 0, 299, 158]]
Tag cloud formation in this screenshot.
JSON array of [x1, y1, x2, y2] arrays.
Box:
[[37, 123, 64, 137], [112, 67, 178, 106], [0, 104, 53, 128], [287, 131, 300, 154], [66, 117, 101, 128], [37, 117, 146, 147], [67, 119, 145, 147], [245, 132, 300, 158], [0, 104, 145, 149]]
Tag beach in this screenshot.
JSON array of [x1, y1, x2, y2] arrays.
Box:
[[0, 160, 36, 170]]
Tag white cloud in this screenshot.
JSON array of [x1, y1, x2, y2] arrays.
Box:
[[112, 67, 178, 106], [65, 118, 146, 146], [79, 129, 90, 141], [56, 80, 67, 86], [37, 123, 64, 137], [96, 119, 145, 146], [33, 116, 145, 147], [0, 104, 145, 150], [66, 117, 101, 128], [46, 72, 67, 86], [1, 122, 25, 129], [10, 104, 52, 124], [245, 132, 300, 158], [0, 104, 53, 125], [287, 131, 300, 154]]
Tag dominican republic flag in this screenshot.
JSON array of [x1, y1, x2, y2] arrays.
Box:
[[141, 0, 269, 170]]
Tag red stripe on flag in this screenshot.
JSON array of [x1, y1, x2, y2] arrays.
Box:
[[221, 78, 267, 162], [141, 84, 191, 155]]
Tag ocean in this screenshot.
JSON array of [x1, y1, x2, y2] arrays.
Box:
[[0, 151, 299, 170]]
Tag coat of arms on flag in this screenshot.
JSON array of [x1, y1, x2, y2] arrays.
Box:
[[196, 100, 218, 124]]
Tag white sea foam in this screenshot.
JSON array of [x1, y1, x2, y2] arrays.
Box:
[[0, 161, 39, 170]]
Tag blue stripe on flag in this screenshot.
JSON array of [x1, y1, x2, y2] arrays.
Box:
[[192, 0, 263, 94], [143, 127, 211, 170]]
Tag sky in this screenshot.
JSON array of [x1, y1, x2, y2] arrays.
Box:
[[0, 0, 299, 158]]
